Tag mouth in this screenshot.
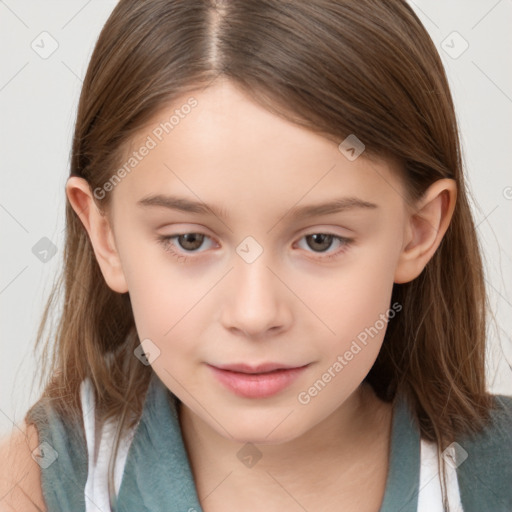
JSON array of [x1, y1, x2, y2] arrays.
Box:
[[206, 362, 311, 398], [211, 362, 308, 374]]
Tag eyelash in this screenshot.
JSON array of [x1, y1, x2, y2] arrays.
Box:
[[156, 232, 353, 263]]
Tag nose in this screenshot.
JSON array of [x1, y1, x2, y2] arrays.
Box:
[[220, 250, 292, 339]]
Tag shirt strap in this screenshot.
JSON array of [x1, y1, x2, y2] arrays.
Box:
[[114, 372, 204, 511], [378, 391, 421, 512], [25, 392, 89, 511]]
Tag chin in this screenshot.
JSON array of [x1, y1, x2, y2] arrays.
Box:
[[230, 430, 300, 446], [217, 414, 308, 446]]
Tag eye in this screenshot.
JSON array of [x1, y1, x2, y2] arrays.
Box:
[[296, 233, 353, 261], [157, 233, 216, 262], [156, 231, 353, 263]]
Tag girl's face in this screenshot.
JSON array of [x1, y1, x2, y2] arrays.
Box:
[[97, 80, 412, 443]]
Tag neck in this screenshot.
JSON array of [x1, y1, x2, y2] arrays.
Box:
[[178, 383, 393, 508]]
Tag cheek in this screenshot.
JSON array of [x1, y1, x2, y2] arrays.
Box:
[[295, 235, 400, 376], [127, 273, 202, 385], [297, 268, 397, 406], [117, 245, 189, 348], [303, 248, 398, 339]]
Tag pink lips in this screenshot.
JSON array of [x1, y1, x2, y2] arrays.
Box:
[[207, 362, 309, 398]]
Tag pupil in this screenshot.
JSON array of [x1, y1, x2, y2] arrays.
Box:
[[309, 234, 332, 252], [180, 233, 203, 250]]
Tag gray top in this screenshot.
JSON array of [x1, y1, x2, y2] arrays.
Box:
[[26, 372, 512, 511]]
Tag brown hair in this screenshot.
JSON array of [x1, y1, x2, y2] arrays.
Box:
[[25, 0, 495, 508]]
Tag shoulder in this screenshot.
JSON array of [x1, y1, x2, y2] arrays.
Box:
[[0, 423, 46, 511], [455, 394, 512, 512], [19, 392, 90, 512], [458, 393, 512, 463], [466, 394, 512, 446], [1, 386, 91, 512], [491, 393, 512, 432]]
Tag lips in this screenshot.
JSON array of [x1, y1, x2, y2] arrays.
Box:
[[207, 362, 310, 398], [212, 362, 306, 374]]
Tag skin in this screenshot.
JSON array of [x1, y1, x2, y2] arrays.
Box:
[[66, 78, 456, 511]]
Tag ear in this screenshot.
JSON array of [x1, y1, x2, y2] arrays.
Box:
[[65, 176, 129, 293], [394, 178, 457, 284]]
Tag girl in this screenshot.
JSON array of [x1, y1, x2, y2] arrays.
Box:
[[2, 0, 511, 511]]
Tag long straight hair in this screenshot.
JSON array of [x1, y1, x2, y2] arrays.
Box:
[[25, 0, 494, 508]]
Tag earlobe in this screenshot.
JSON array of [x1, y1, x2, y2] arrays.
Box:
[[394, 178, 457, 284], [65, 176, 129, 293]]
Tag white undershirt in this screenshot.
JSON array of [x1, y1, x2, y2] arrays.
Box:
[[80, 378, 136, 512], [79, 377, 463, 512], [418, 438, 464, 511]]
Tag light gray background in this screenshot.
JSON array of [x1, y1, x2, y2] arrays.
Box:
[[1, 1, 511, 440]]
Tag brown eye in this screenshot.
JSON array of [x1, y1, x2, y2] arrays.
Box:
[[305, 233, 335, 252], [156, 232, 215, 261], [296, 232, 353, 261], [176, 233, 205, 251]]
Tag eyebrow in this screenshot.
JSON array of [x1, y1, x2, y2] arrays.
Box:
[[136, 194, 379, 220]]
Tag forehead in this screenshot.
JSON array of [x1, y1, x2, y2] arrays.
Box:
[[112, 81, 406, 215]]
